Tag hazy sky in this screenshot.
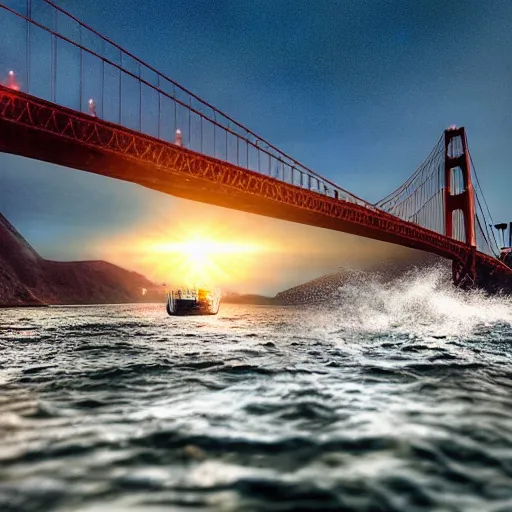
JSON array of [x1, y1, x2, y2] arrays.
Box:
[[0, 0, 511, 293]]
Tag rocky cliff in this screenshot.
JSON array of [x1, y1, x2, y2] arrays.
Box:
[[0, 211, 446, 307], [0, 213, 162, 306]]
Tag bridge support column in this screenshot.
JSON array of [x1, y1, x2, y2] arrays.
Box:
[[444, 127, 477, 287]]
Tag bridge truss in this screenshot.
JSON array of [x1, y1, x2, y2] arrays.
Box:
[[0, 0, 372, 207], [1, 0, 511, 291]]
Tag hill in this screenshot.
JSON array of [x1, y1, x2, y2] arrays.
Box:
[[221, 291, 275, 305], [0, 211, 447, 307], [221, 252, 446, 307], [0, 213, 163, 306], [274, 254, 446, 305], [274, 270, 353, 305]]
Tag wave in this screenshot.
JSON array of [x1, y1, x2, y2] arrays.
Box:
[[308, 264, 512, 338]]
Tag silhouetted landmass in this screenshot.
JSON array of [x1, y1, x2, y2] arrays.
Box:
[[221, 291, 276, 305], [223, 274, 357, 305], [274, 271, 352, 305], [1, 210, 448, 308], [275, 255, 447, 305], [225, 252, 446, 306], [0, 213, 164, 306]]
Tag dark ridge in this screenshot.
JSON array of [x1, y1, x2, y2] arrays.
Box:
[[221, 291, 276, 305], [274, 253, 447, 305], [0, 211, 165, 306], [0, 210, 447, 307]]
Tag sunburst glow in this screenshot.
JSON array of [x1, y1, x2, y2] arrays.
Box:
[[146, 236, 263, 286], [99, 199, 416, 295], [102, 206, 278, 290]]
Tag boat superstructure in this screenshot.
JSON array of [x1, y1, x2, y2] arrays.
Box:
[[166, 287, 221, 316]]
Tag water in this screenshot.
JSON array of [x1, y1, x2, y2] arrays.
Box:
[[1, 267, 512, 512]]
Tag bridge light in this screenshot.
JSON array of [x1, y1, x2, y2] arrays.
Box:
[[174, 128, 182, 146], [88, 98, 97, 117], [447, 124, 457, 131], [4, 70, 20, 91]]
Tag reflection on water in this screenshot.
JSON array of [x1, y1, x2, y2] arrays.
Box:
[[1, 267, 512, 511]]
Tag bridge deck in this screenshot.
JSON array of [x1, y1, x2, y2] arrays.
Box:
[[1, 86, 512, 291]]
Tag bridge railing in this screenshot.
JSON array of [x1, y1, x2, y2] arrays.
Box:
[[0, 0, 376, 210]]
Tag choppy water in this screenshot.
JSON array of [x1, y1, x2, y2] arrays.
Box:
[[2, 267, 512, 512]]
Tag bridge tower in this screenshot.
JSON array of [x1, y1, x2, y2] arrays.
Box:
[[444, 126, 477, 286]]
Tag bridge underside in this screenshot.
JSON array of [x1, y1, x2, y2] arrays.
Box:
[[1, 87, 512, 292], [0, 89, 466, 258], [0, 116, 459, 257]]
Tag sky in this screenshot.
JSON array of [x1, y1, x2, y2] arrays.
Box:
[[0, 0, 511, 294]]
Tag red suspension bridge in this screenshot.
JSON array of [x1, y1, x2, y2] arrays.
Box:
[[1, 0, 511, 291]]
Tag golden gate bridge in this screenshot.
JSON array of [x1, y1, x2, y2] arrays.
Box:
[[1, 0, 511, 292]]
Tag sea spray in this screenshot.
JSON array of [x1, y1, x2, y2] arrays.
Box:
[[303, 264, 512, 339]]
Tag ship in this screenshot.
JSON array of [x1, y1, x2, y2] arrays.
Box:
[[166, 287, 221, 316]]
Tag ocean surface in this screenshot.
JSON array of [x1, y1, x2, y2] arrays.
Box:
[[2, 267, 512, 512]]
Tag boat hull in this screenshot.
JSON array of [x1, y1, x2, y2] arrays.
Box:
[[166, 292, 220, 316]]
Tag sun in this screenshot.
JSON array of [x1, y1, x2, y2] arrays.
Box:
[[132, 232, 266, 288], [101, 205, 281, 291]]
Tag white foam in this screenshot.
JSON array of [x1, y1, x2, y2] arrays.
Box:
[[309, 265, 512, 338]]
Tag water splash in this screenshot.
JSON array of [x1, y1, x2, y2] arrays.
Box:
[[312, 265, 512, 338]]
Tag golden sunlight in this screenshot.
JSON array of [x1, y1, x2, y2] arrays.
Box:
[[100, 199, 419, 294], [101, 205, 282, 291], [146, 236, 263, 287]]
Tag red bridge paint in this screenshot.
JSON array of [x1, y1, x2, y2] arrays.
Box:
[[1, 86, 511, 292]]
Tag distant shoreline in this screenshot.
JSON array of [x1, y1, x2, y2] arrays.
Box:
[[0, 304, 49, 308], [0, 301, 164, 308], [222, 294, 276, 305]]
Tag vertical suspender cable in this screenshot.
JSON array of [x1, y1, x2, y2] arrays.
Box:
[[139, 62, 142, 133], [118, 49, 122, 124], [79, 24, 82, 111], [157, 74, 161, 139], [26, 0, 31, 93]]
